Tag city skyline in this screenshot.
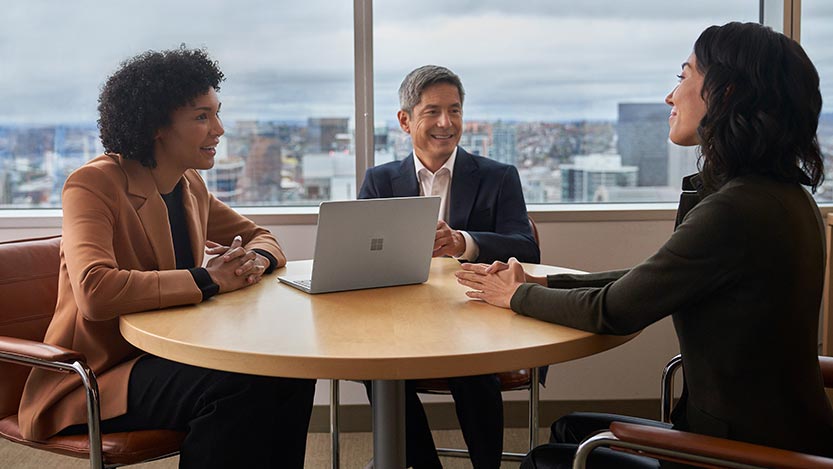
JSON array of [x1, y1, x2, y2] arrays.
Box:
[[4, 105, 832, 208]]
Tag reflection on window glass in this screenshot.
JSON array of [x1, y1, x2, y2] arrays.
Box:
[[0, 1, 354, 208], [374, 1, 757, 203], [801, 1, 833, 202]]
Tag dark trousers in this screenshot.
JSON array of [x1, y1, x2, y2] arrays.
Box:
[[62, 355, 316, 469], [520, 412, 667, 469], [365, 374, 503, 469]]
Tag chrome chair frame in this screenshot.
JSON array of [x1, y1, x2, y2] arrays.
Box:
[[570, 353, 684, 469], [571, 353, 755, 469], [0, 348, 179, 469], [0, 235, 181, 469], [573, 354, 833, 469], [573, 353, 766, 469], [0, 349, 105, 468], [660, 353, 683, 424], [572, 429, 767, 469]]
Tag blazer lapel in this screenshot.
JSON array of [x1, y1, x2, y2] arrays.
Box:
[[391, 154, 420, 197], [122, 157, 176, 270], [449, 148, 479, 229]]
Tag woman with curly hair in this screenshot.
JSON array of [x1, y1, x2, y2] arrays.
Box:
[[457, 22, 833, 468], [18, 47, 315, 468]]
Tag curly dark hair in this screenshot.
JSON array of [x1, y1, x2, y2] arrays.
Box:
[[97, 47, 225, 168], [693, 22, 824, 192]]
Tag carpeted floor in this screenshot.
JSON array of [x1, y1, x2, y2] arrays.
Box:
[[0, 428, 545, 468]]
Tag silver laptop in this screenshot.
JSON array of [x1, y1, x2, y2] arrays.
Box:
[[278, 196, 440, 294]]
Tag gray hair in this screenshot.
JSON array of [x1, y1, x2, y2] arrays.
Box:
[[398, 65, 465, 114]]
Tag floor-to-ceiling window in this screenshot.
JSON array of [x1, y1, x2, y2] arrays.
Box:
[[373, 1, 759, 204], [5, 2, 821, 211], [0, 0, 355, 208]]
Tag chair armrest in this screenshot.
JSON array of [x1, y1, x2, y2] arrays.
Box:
[[0, 336, 86, 366], [0, 335, 105, 467], [821, 356, 833, 388], [660, 354, 683, 423], [609, 422, 833, 469]]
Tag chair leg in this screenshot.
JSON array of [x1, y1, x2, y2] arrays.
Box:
[[330, 379, 340, 469], [68, 361, 103, 469]]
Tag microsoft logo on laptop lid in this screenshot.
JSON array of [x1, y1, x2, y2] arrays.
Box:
[[370, 238, 384, 251]]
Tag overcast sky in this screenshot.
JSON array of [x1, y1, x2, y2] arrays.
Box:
[[1, 1, 830, 125]]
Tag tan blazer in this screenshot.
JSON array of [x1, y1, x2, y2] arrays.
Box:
[[18, 154, 284, 440]]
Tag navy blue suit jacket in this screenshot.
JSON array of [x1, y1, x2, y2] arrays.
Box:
[[359, 147, 540, 264]]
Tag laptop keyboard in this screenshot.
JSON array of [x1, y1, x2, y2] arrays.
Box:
[[296, 279, 312, 289]]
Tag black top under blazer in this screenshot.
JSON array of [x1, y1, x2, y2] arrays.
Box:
[[511, 173, 833, 457], [359, 147, 540, 264]]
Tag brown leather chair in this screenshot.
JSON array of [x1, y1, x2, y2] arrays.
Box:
[[0, 236, 185, 469], [329, 217, 544, 467], [573, 354, 833, 469]]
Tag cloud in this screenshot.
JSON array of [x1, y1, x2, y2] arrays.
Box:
[[1, 1, 830, 124], [372, 0, 755, 22], [372, 13, 734, 120]]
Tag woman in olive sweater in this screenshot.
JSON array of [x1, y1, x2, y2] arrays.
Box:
[[456, 22, 833, 468]]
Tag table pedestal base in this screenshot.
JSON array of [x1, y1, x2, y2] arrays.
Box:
[[372, 379, 406, 468]]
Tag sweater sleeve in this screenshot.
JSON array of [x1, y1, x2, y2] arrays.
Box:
[[546, 269, 630, 289], [511, 194, 744, 335]]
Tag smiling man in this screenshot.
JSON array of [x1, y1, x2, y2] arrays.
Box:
[[358, 65, 539, 469]]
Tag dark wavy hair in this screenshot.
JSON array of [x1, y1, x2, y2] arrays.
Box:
[[693, 22, 823, 192], [97, 47, 225, 168]]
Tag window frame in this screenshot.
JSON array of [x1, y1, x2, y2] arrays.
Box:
[[2, 0, 816, 224]]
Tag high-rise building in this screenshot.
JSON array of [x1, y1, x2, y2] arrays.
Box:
[[244, 129, 284, 204], [374, 125, 389, 152], [667, 143, 699, 188], [201, 139, 245, 203], [617, 103, 670, 187], [459, 121, 491, 157], [391, 124, 413, 161], [301, 152, 355, 201], [307, 118, 350, 153], [560, 154, 637, 202], [518, 165, 561, 203], [489, 121, 517, 165]]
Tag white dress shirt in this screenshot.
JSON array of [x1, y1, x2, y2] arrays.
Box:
[[413, 148, 480, 261]]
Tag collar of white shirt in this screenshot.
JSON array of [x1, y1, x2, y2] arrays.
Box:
[[413, 147, 458, 179]]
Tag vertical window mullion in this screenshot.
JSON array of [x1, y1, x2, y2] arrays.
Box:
[[787, 0, 801, 42], [353, 0, 375, 195]]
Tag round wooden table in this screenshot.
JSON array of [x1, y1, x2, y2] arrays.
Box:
[[120, 258, 637, 468]]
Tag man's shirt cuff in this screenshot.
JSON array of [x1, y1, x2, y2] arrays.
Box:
[[454, 230, 480, 262]]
